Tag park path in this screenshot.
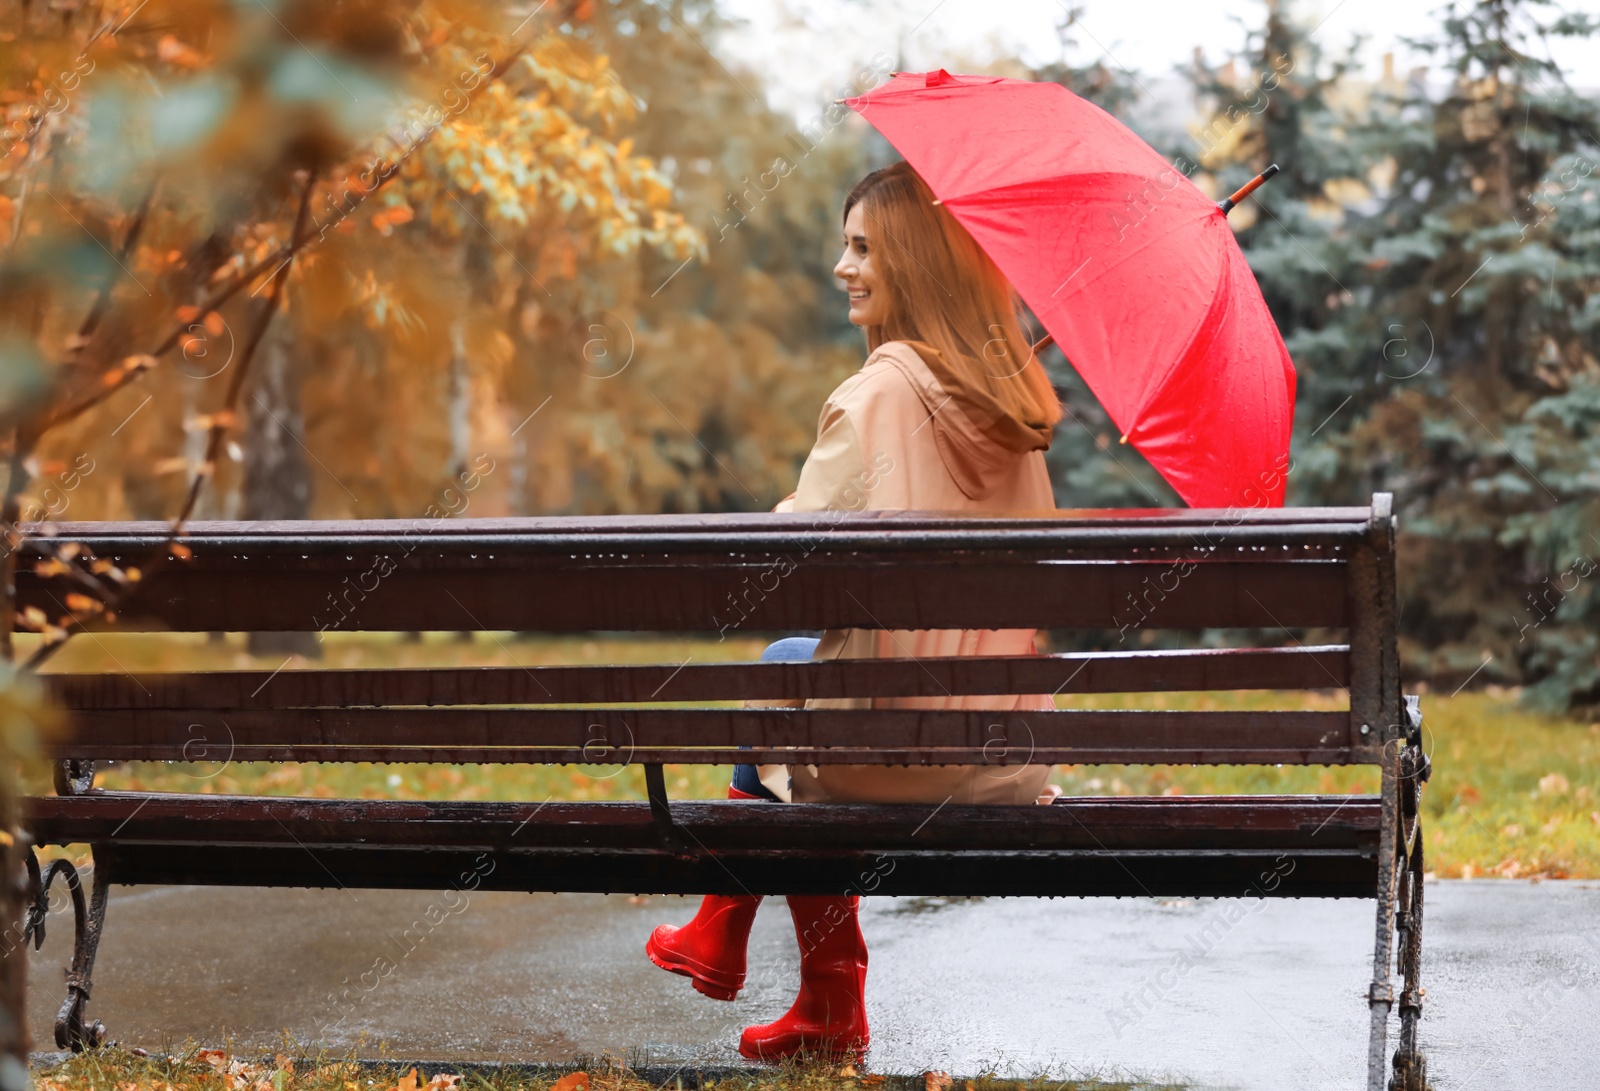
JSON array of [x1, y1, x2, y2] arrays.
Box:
[[27, 879, 1600, 1089]]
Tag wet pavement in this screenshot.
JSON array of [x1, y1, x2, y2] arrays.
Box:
[[26, 879, 1600, 1089]]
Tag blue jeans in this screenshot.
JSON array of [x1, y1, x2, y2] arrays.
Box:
[[731, 636, 821, 801]]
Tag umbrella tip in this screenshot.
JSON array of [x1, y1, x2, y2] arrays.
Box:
[[931, 198, 943, 206], [1119, 434, 1129, 445]]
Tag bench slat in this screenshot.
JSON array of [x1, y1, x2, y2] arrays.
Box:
[[28, 793, 1380, 898], [23, 512, 1377, 551], [43, 646, 1350, 709], [78, 843, 1378, 899], [25, 509, 1379, 539], [23, 559, 1351, 632], [51, 708, 1368, 765], [26, 793, 1382, 849]]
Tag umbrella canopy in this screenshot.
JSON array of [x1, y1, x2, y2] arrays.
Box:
[[845, 70, 1296, 509]]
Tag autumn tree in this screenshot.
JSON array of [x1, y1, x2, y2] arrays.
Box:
[[0, 0, 700, 1058], [1320, 0, 1600, 706]]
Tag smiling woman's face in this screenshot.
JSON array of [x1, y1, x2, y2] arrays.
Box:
[[834, 202, 889, 327]]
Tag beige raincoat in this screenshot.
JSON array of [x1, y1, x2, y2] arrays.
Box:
[[757, 339, 1060, 806]]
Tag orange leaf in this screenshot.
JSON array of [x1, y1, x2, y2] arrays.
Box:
[[396, 1069, 420, 1091], [157, 34, 206, 69], [64, 593, 100, 615], [551, 1073, 588, 1091], [198, 1050, 228, 1070], [924, 1074, 952, 1091]]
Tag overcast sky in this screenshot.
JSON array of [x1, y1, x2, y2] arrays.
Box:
[[716, 0, 1600, 118]]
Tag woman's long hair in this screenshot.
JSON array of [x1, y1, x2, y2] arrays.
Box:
[[842, 161, 1063, 435]]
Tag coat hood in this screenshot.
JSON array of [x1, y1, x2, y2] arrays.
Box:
[[869, 339, 1053, 501]]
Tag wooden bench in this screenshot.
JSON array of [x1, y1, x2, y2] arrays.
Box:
[[18, 493, 1429, 1090]]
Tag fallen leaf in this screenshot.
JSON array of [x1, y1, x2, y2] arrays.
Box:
[[397, 1069, 421, 1091], [551, 1073, 589, 1091], [1538, 772, 1570, 796], [837, 1064, 856, 1078], [198, 1050, 228, 1070], [924, 1073, 952, 1091], [424, 1076, 460, 1091]]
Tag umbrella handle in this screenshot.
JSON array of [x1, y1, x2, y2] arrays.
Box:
[[1219, 163, 1280, 215]]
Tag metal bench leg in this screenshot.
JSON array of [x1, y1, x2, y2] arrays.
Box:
[[1390, 696, 1429, 1091], [1366, 754, 1398, 1091], [24, 848, 110, 1051]]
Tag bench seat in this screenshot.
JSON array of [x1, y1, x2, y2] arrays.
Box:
[[27, 792, 1380, 897]]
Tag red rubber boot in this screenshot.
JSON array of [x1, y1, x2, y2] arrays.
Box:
[[645, 786, 765, 1000], [738, 894, 869, 1063]]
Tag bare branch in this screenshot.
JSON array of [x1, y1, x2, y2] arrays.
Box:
[[19, 171, 321, 674]]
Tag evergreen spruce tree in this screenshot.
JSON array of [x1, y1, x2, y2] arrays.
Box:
[[1329, 0, 1600, 708]]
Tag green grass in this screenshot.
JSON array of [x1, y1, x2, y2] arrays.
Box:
[[26, 632, 1600, 879]]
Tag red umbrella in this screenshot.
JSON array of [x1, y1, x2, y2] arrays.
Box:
[[845, 70, 1296, 509]]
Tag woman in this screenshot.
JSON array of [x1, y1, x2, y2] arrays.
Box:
[[645, 160, 1063, 1063]]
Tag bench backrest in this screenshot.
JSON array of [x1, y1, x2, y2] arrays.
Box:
[[24, 494, 1401, 771]]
